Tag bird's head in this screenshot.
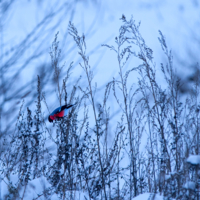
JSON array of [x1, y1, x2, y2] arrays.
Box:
[[48, 116, 53, 123]]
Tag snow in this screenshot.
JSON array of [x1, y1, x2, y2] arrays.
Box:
[[132, 193, 164, 200], [187, 155, 200, 165], [184, 181, 196, 190], [1, 1, 200, 199], [165, 174, 171, 180]]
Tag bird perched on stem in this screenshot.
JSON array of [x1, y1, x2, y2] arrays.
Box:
[[48, 104, 75, 123]]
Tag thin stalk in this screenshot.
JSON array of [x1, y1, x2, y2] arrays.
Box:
[[82, 57, 107, 199], [117, 45, 136, 198]]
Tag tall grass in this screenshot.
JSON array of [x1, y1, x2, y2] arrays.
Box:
[[0, 15, 200, 200]]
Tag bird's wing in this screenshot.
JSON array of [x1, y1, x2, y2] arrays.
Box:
[[50, 104, 75, 116], [51, 106, 62, 115]]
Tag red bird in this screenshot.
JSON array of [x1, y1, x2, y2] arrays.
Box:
[[48, 104, 74, 123]]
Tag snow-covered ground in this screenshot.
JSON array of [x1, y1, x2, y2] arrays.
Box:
[[132, 193, 166, 200], [187, 155, 200, 165]]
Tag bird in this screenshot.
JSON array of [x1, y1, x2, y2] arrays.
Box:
[[48, 104, 75, 123]]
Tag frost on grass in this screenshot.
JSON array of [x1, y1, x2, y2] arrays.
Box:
[[1, 15, 200, 200]]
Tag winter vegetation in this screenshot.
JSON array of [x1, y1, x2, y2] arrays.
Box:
[[0, 13, 200, 199]]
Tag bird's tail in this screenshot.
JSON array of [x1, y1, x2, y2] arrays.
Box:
[[61, 103, 77, 111], [66, 104, 74, 109]]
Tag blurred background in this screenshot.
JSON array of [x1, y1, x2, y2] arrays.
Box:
[[1, 0, 200, 199]]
